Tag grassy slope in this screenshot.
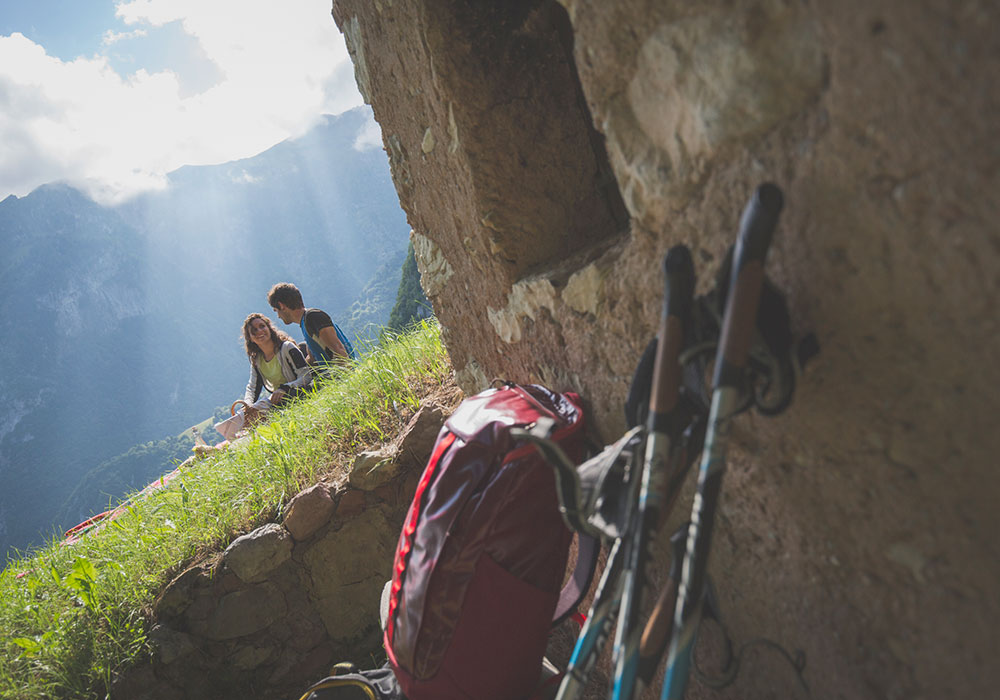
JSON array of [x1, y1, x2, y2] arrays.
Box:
[[0, 321, 450, 700]]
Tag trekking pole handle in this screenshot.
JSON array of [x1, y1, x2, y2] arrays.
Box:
[[649, 246, 695, 420], [637, 524, 688, 681], [713, 183, 784, 389]]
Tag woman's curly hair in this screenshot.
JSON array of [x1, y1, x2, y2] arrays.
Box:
[[242, 313, 293, 364]]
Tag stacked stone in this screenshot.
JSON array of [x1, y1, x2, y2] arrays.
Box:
[[112, 403, 447, 700]]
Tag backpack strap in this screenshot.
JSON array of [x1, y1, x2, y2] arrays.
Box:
[[298, 678, 377, 700], [297, 663, 402, 700], [552, 532, 599, 625], [385, 430, 458, 643]]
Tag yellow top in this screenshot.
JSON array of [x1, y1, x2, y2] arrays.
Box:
[[258, 353, 285, 389]]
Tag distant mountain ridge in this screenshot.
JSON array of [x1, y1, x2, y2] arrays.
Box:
[[0, 107, 410, 558]]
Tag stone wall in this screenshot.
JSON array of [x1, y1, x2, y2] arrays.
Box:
[[330, 1, 1000, 698], [111, 403, 447, 700]]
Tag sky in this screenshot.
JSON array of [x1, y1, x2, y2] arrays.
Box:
[[0, 0, 368, 204]]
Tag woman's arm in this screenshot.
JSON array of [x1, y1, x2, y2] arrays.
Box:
[[245, 361, 264, 403], [273, 342, 313, 404]]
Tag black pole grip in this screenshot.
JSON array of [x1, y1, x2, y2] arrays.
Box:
[[662, 245, 696, 323], [713, 183, 784, 389], [649, 245, 695, 423], [732, 183, 783, 272]]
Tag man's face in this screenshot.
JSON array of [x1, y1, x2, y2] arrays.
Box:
[[272, 302, 294, 324]]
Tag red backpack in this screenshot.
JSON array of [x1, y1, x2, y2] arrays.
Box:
[[384, 383, 589, 700]]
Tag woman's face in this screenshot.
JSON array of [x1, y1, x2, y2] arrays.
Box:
[[249, 318, 271, 344]]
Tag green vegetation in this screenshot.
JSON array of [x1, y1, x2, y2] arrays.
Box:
[[59, 408, 241, 537], [0, 321, 450, 700], [387, 241, 432, 333], [58, 437, 197, 530], [344, 252, 411, 340]]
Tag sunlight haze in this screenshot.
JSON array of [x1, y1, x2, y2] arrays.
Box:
[[0, 0, 366, 204]]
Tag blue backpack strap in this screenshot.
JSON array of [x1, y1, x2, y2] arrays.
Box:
[[333, 322, 358, 360]]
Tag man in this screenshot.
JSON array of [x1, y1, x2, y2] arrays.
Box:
[[267, 282, 357, 365]]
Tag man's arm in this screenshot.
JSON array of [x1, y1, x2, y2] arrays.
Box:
[[317, 325, 349, 360]]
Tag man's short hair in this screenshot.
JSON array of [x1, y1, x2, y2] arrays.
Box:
[[268, 283, 304, 310]]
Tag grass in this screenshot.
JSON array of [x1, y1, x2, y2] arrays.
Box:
[[0, 320, 451, 700], [177, 415, 214, 439]]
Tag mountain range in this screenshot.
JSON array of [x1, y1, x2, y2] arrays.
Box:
[[0, 107, 411, 558]]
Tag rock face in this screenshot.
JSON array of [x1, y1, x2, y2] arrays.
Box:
[[331, 2, 1000, 699]]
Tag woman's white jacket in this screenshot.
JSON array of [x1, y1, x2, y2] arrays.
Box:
[[244, 341, 312, 402]]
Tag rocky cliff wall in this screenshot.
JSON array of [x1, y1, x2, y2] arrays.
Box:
[[331, 1, 999, 698]]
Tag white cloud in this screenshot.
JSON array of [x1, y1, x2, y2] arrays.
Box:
[[0, 0, 362, 204], [353, 115, 383, 152], [231, 169, 260, 185], [102, 28, 148, 45]]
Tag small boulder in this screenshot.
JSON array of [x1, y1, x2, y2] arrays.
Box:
[[155, 563, 213, 618], [229, 644, 277, 671], [349, 445, 400, 490], [148, 624, 197, 665], [335, 488, 366, 519], [223, 523, 293, 583], [200, 582, 287, 641], [283, 484, 336, 541], [397, 404, 448, 470], [302, 507, 396, 640]]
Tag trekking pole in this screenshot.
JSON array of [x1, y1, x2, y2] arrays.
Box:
[[661, 183, 784, 700], [610, 245, 695, 699], [632, 415, 708, 686], [552, 246, 694, 700]]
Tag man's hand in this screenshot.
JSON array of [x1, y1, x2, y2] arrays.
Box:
[[270, 389, 287, 406]]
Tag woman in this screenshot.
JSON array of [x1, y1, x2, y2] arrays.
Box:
[[241, 312, 312, 407]]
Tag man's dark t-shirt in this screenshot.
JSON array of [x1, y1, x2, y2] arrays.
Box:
[[299, 308, 357, 364]]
